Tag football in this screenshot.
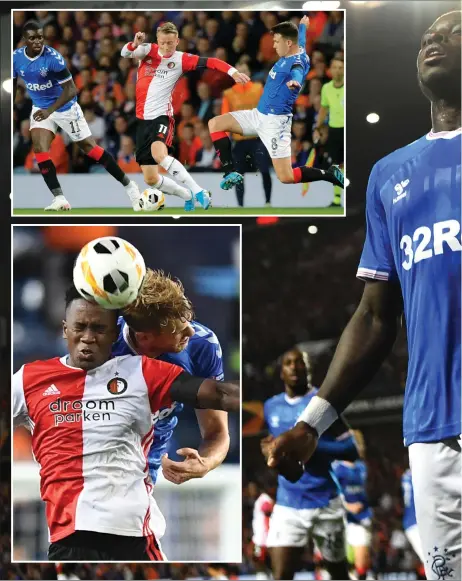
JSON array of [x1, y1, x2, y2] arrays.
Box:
[[140, 187, 165, 211], [73, 237, 146, 309]]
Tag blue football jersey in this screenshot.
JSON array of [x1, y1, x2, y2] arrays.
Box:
[[112, 317, 224, 482], [357, 130, 462, 446], [257, 24, 310, 116], [264, 390, 340, 510], [333, 460, 372, 525], [13, 45, 76, 112], [401, 469, 417, 530]]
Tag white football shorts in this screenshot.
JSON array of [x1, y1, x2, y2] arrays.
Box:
[[229, 108, 292, 159], [346, 521, 372, 548], [409, 437, 461, 580], [266, 496, 346, 562], [405, 524, 424, 562], [30, 102, 91, 142]]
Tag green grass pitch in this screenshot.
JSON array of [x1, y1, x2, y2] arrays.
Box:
[[13, 207, 344, 216]]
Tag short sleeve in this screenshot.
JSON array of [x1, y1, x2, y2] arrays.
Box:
[[357, 162, 397, 282], [13, 366, 29, 429], [46, 48, 67, 73], [142, 356, 184, 412], [200, 335, 224, 381], [320, 84, 329, 108]]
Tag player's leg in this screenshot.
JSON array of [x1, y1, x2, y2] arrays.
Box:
[[232, 140, 247, 206], [259, 115, 344, 188], [54, 102, 141, 209], [347, 524, 371, 580], [312, 497, 350, 580], [140, 164, 193, 206], [252, 138, 273, 205], [149, 116, 210, 210], [208, 111, 253, 190], [325, 126, 345, 207], [266, 505, 309, 580], [30, 111, 70, 211], [270, 546, 304, 580], [409, 440, 461, 581]]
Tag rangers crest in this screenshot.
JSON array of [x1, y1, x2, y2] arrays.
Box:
[[40, 67, 48, 78]]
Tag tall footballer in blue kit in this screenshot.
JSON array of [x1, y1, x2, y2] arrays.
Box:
[[208, 16, 344, 191], [113, 268, 229, 486], [261, 348, 358, 581], [267, 11, 461, 581], [13, 20, 142, 211]]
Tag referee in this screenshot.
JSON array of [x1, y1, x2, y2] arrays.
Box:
[[221, 62, 273, 207], [314, 58, 344, 207]]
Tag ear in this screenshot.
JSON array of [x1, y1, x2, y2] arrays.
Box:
[[62, 319, 68, 340]]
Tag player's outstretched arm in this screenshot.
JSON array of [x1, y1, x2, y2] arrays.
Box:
[[195, 379, 240, 411], [121, 32, 151, 59], [182, 53, 250, 84], [298, 16, 309, 50], [268, 280, 402, 467]]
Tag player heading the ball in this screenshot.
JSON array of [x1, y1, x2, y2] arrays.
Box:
[[208, 16, 345, 192], [13, 287, 240, 561], [13, 20, 142, 212]]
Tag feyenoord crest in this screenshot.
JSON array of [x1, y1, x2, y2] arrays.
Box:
[[107, 375, 128, 395], [167, 62, 175, 69], [40, 67, 48, 77]]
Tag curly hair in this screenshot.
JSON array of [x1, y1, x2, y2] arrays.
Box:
[[123, 268, 194, 332]]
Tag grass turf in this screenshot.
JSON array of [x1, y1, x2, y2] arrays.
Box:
[[13, 206, 344, 216]]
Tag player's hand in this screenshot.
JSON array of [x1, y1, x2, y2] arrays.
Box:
[[161, 449, 210, 485], [260, 435, 274, 460], [267, 422, 318, 468], [33, 109, 50, 122], [133, 32, 145, 48], [286, 80, 301, 90], [300, 15, 310, 27], [232, 71, 250, 84]]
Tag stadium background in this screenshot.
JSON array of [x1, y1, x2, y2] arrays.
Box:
[[1, 0, 459, 580], [11, 9, 344, 213], [12, 225, 240, 563]]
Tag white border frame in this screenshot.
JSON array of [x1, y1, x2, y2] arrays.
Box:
[[11, 222, 243, 565], [10, 7, 346, 218]]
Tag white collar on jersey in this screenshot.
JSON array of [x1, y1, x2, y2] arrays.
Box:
[[284, 394, 304, 405], [122, 323, 141, 355], [24, 45, 45, 62], [427, 127, 462, 140]]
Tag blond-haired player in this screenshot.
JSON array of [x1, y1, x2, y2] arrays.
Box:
[[113, 268, 231, 485], [121, 22, 249, 212]]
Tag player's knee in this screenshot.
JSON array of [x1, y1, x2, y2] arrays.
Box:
[[151, 142, 166, 163], [278, 173, 294, 185], [208, 117, 217, 132]]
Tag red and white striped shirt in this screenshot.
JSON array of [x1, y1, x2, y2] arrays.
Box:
[[121, 42, 236, 120], [13, 354, 183, 552]]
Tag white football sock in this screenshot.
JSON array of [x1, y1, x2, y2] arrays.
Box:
[[159, 156, 203, 195], [154, 176, 192, 201]]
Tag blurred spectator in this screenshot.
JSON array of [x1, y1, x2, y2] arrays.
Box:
[[117, 135, 141, 173], [13, 120, 32, 169], [92, 68, 125, 106], [318, 10, 344, 50], [195, 130, 220, 168], [83, 106, 106, 146], [178, 123, 201, 167], [257, 13, 278, 66], [177, 102, 199, 140], [24, 133, 69, 174], [195, 82, 214, 124]]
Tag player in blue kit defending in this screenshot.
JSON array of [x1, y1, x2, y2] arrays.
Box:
[[333, 431, 372, 580], [13, 21, 141, 211], [208, 16, 344, 191], [268, 11, 461, 581], [113, 268, 230, 485], [260, 348, 358, 580]]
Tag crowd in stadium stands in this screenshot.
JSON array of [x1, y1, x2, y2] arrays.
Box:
[[13, 10, 344, 176]]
